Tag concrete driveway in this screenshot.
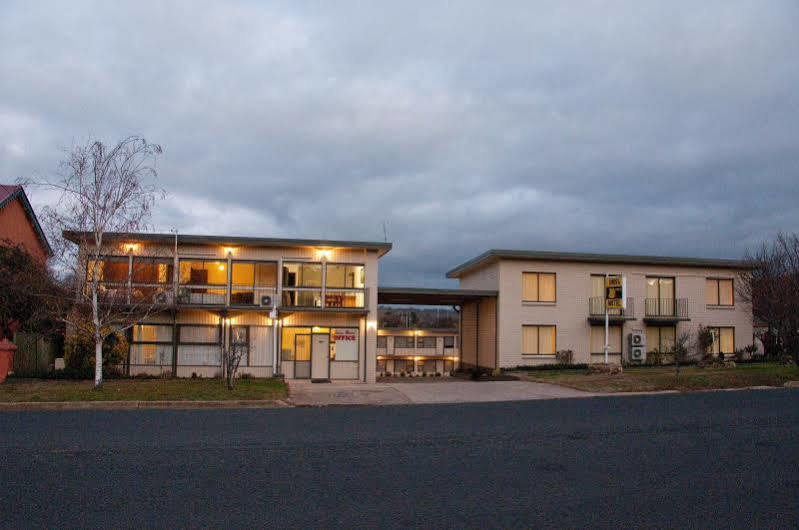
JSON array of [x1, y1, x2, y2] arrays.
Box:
[[287, 379, 592, 406]]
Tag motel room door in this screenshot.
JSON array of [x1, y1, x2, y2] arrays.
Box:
[[311, 333, 330, 381], [294, 334, 311, 379]]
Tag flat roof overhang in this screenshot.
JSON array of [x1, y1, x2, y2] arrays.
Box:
[[377, 287, 498, 306]]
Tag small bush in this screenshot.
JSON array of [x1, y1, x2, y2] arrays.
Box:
[[239, 372, 252, 379], [385, 371, 392, 377], [647, 349, 664, 366], [555, 349, 574, 364], [62, 330, 128, 379], [400, 372, 406, 377], [435, 372, 442, 377]]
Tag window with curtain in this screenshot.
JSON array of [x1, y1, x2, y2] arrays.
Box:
[[377, 336, 387, 349], [522, 272, 556, 302], [522, 325, 556, 355], [177, 325, 221, 366], [443, 336, 455, 348], [706, 278, 734, 306], [179, 260, 227, 285], [281, 327, 312, 361], [325, 264, 365, 288], [131, 258, 173, 284], [646, 326, 676, 352], [709, 327, 735, 354], [130, 324, 173, 366], [86, 257, 129, 283], [590, 326, 623, 354]]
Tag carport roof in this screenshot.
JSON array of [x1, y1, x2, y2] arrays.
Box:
[[377, 286, 498, 305]]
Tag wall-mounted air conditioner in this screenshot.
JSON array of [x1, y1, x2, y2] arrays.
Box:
[[628, 331, 646, 363], [260, 295, 273, 307]]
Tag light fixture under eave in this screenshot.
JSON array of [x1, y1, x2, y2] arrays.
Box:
[[218, 263, 225, 271], [366, 320, 377, 330], [316, 248, 332, 261], [124, 243, 139, 254], [223, 247, 235, 256]]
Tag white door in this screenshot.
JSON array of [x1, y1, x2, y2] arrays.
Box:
[[311, 333, 330, 380]]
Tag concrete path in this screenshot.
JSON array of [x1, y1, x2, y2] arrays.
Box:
[[287, 378, 592, 406], [287, 380, 411, 406]]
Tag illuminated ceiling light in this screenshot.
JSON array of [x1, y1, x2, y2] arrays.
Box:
[[366, 320, 377, 330], [223, 247, 235, 256], [218, 263, 225, 271], [316, 248, 332, 261], [125, 243, 138, 253]]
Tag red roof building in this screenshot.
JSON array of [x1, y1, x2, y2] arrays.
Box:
[[0, 184, 52, 263]]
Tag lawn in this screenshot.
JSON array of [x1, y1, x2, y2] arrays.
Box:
[[515, 362, 799, 393], [0, 377, 288, 403]]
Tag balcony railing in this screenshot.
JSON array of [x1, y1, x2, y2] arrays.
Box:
[[230, 286, 277, 307], [588, 297, 634, 318], [645, 298, 689, 319], [177, 285, 227, 305]]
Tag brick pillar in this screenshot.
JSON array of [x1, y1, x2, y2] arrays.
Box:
[[0, 338, 17, 383]]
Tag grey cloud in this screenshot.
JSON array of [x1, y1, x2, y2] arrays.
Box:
[[1, 0, 798, 286]]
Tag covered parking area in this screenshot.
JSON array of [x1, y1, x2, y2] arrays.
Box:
[[377, 287, 499, 371]]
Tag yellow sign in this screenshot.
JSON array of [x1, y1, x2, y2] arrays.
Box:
[[606, 298, 623, 309], [606, 277, 622, 289]]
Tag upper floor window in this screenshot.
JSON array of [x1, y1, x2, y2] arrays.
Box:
[[283, 262, 322, 288], [416, 336, 436, 348], [86, 256, 128, 283], [443, 336, 455, 348], [706, 278, 734, 306], [179, 259, 227, 285], [377, 336, 387, 349], [326, 264, 365, 288], [131, 257, 173, 284], [231, 261, 277, 288], [522, 272, 556, 302], [393, 336, 414, 349], [646, 277, 674, 300]]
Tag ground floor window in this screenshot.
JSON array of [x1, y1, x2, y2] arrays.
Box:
[[708, 327, 735, 355], [421, 360, 436, 373], [590, 326, 623, 354], [178, 325, 221, 365], [130, 324, 173, 366], [392, 359, 412, 373], [377, 359, 386, 373], [331, 328, 359, 361], [522, 325, 556, 355], [444, 360, 455, 373], [646, 326, 676, 353]]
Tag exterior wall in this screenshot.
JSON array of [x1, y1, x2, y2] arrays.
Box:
[[95, 238, 381, 381], [0, 197, 48, 263], [460, 301, 478, 368], [475, 259, 753, 367], [457, 262, 500, 290], [477, 297, 498, 369]]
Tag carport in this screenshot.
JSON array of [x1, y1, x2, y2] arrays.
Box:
[[377, 287, 499, 371]]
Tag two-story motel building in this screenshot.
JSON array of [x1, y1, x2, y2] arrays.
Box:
[[67, 230, 753, 380], [66, 231, 390, 383], [448, 250, 753, 369]]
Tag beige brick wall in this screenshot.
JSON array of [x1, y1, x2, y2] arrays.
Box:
[[459, 259, 752, 367]]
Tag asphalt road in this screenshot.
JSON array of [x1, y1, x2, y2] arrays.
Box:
[[2, 389, 798, 529]]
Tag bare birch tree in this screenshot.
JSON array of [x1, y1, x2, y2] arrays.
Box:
[[36, 136, 166, 387], [221, 323, 248, 389]]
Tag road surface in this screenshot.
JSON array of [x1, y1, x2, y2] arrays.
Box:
[[1, 389, 798, 528]]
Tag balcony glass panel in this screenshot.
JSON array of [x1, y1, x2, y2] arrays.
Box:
[[230, 261, 277, 306], [324, 290, 365, 308], [282, 289, 322, 307]]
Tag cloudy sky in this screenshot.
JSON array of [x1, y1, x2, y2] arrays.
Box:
[[2, 1, 798, 286]]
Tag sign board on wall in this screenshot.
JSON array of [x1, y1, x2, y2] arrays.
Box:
[[605, 275, 627, 309], [332, 328, 358, 361]]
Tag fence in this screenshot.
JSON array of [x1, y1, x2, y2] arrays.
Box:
[[12, 332, 60, 376]]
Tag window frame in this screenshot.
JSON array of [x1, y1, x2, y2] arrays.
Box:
[[708, 326, 735, 355], [646, 325, 677, 353], [521, 324, 557, 356], [282, 261, 323, 288], [86, 255, 130, 284], [230, 325, 250, 367], [393, 336, 414, 349], [443, 336, 455, 349], [416, 336, 437, 349], [377, 335, 387, 349], [522, 272, 557, 303], [324, 262, 366, 289], [129, 323, 174, 366], [178, 259, 229, 286], [590, 325, 623, 354], [706, 277, 734, 307]]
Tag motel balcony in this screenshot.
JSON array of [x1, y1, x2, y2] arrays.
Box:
[[587, 297, 635, 324], [644, 298, 690, 323]]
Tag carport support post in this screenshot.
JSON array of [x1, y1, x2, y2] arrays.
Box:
[[604, 273, 609, 364]]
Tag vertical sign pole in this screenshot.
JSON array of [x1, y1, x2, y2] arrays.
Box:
[[604, 273, 609, 364]]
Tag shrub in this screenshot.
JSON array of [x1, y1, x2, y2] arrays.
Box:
[[63, 329, 128, 378], [435, 372, 441, 377], [695, 325, 715, 362], [240, 372, 252, 379], [555, 349, 574, 364], [385, 371, 392, 377], [513, 363, 589, 371], [648, 349, 664, 366], [400, 372, 406, 377], [422, 372, 427, 377]]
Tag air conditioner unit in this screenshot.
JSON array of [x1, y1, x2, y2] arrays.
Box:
[[628, 331, 646, 363], [153, 292, 169, 304], [260, 295, 273, 307]]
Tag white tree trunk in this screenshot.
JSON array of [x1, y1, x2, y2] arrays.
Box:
[[92, 288, 103, 388]]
